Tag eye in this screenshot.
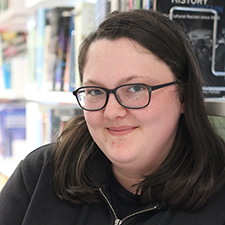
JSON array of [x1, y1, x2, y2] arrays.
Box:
[[129, 85, 146, 93], [87, 88, 105, 96]]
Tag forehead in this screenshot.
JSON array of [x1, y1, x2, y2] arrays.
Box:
[[83, 38, 174, 86], [85, 37, 151, 64]]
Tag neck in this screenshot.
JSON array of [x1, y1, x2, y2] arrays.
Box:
[[112, 166, 143, 194]]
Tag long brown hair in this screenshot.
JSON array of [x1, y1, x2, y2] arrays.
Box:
[[54, 9, 225, 211]]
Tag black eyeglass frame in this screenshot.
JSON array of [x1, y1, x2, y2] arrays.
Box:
[[73, 81, 177, 111]]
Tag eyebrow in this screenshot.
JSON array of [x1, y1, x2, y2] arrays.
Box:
[[83, 75, 148, 86]]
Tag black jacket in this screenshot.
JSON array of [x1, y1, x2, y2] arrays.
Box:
[[0, 144, 225, 225]]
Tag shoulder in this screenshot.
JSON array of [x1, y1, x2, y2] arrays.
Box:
[[0, 143, 57, 224], [14, 143, 56, 197], [21, 143, 56, 170], [207, 183, 225, 211], [170, 184, 225, 224], [21, 143, 56, 177]]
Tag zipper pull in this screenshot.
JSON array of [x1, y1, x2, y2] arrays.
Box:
[[114, 218, 123, 225]]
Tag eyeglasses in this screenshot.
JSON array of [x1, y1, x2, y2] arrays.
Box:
[[73, 81, 177, 111]]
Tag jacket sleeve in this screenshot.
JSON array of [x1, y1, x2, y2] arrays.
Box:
[[0, 160, 30, 224], [0, 144, 54, 225]]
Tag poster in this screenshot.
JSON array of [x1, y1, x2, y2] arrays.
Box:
[[154, 0, 225, 96]]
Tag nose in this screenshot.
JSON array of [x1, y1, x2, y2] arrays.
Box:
[[103, 93, 128, 120]]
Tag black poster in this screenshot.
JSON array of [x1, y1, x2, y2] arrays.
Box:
[[154, 0, 225, 96]]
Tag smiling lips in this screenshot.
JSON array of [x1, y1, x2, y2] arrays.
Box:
[[107, 126, 137, 136]]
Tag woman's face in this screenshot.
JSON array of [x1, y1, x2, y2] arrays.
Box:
[[83, 38, 184, 179]]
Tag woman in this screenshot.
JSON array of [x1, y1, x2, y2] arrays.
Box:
[[1, 9, 225, 225]]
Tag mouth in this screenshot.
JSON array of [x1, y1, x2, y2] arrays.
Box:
[[106, 126, 138, 136]]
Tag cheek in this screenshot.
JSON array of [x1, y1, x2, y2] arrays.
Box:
[[151, 89, 182, 113], [84, 111, 98, 129], [141, 92, 182, 131], [84, 111, 104, 138], [84, 112, 109, 151]]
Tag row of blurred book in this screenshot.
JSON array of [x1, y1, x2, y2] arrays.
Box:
[[0, 3, 96, 95], [0, 103, 82, 182]]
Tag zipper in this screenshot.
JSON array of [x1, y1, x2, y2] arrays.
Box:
[[99, 188, 158, 225], [114, 219, 123, 225]]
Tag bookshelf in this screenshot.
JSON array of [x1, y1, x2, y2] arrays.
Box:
[[0, 1, 86, 102], [25, 0, 80, 9], [0, 0, 95, 188], [25, 90, 76, 104]]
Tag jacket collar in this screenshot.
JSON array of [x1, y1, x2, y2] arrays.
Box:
[[85, 149, 112, 187]]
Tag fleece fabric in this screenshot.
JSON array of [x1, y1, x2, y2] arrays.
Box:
[[0, 144, 225, 225]]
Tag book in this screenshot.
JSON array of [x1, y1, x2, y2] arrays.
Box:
[[63, 11, 76, 92], [27, 26, 36, 90], [95, 0, 111, 25], [111, 0, 119, 12], [35, 8, 49, 90], [42, 24, 52, 91], [0, 34, 3, 92], [0, 31, 27, 90], [110, 0, 152, 11], [2, 61, 11, 89], [54, 8, 73, 91], [46, 7, 73, 91], [62, 30, 71, 92], [0, 107, 26, 158], [154, 0, 225, 96], [11, 55, 28, 98], [69, 27, 76, 92], [74, 2, 96, 88]]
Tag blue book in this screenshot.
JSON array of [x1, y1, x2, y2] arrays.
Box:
[[0, 107, 26, 157], [68, 13, 76, 92], [36, 8, 49, 90], [2, 61, 11, 89]]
